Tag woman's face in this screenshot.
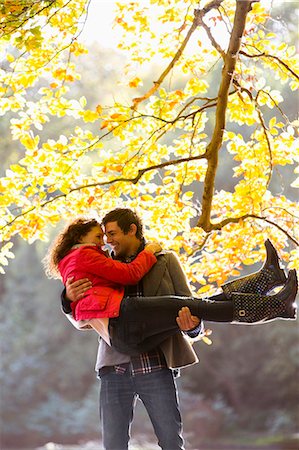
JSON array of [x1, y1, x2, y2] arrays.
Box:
[[79, 225, 104, 247]]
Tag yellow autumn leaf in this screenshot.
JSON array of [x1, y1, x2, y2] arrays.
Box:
[[20, 135, 39, 151], [6, 53, 15, 62], [129, 77, 142, 88], [80, 110, 99, 123], [242, 258, 256, 265], [197, 285, 213, 294], [96, 104, 103, 114], [202, 336, 213, 345], [110, 113, 127, 121]]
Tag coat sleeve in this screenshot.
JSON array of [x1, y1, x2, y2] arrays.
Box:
[[61, 287, 72, 314], [166, 252, 205, 338], [80, 247, 157, 285], [60, 287, 92, 330]]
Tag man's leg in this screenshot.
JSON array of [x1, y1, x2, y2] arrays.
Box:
[[99, 371, 136, 450], [134, 369, 184, 450]]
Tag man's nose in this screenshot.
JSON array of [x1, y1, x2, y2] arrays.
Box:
[[106, 236, 113, 244]]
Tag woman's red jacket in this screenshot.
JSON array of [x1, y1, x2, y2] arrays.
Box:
[[58, 245, 157, 320]]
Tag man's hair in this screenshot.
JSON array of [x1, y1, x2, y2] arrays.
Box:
[[102, 208, 144, 240]]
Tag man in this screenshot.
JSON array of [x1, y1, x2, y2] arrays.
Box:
[[62, 208, 203, 449]]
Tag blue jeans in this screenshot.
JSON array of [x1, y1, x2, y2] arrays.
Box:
[[99, 368, 184, 450]]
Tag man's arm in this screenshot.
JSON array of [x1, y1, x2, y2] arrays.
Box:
[[177, 308, 205, 338], [166, 251, 204, 337], [61, 287, 72, 314], [61, 277, 92, 313], [63, 277, 92, 305], [61, 278, 93, 330], [176, 307, 202, 336]]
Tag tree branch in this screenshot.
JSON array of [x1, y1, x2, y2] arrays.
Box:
[[0, 153, 208, 231], [197, 0, 254, 230], [207, 213, 299, 246], [131, 0, 224, 109], [239, 49, 299, 81], [0, 0, 57, 37], [197, 13, 226, 59]]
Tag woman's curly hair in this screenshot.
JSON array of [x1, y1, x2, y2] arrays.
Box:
[[43, 217, 100, 279]]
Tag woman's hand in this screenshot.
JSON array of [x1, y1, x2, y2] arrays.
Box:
[[145, 241, 162, 254]]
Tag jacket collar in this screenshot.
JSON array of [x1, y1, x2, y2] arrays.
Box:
[[71, 243, 97, 249]]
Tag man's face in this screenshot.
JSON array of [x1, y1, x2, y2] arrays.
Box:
[[104, 221, 136, 257]]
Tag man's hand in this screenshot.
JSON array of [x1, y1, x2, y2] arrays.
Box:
[[176, 306, 200, 331], [65, 277, 92, 302]]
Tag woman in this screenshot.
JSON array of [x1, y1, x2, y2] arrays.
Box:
[[44, 217, 297, 355], [44, 217, 161, 343]]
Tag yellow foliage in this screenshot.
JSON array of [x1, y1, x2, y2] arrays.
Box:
[[0, 0, 298, 289], [185, 78, 209, 96]]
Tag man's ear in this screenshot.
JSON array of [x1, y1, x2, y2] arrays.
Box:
[[128, 223, 137, 237]]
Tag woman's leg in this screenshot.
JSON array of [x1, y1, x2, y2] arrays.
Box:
[[186, 241, 285, 302], [122, 295, 234, 322], [89, 318, 111, 346], [122, 269, 297, 324], [109, 270, 297, 355], [209, 292, 227, 301], [108, 296, 233, 355]]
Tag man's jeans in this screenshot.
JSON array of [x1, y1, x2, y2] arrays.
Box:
[[99, 367, 184, 450]]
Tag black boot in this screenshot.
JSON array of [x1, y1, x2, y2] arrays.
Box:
[[222, 239, 286, 298], [232, 269, 298, 324]]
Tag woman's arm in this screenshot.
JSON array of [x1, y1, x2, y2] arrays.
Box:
[[166, 251, 204, 337], [80, 246, 158, 285]]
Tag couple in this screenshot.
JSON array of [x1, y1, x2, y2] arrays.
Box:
[[45, 208, 297, 449]]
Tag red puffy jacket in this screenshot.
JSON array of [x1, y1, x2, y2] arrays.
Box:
[[58, 245, 157, 320]]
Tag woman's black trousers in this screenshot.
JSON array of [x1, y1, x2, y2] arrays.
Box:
[[109, 294, 232, 356]]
